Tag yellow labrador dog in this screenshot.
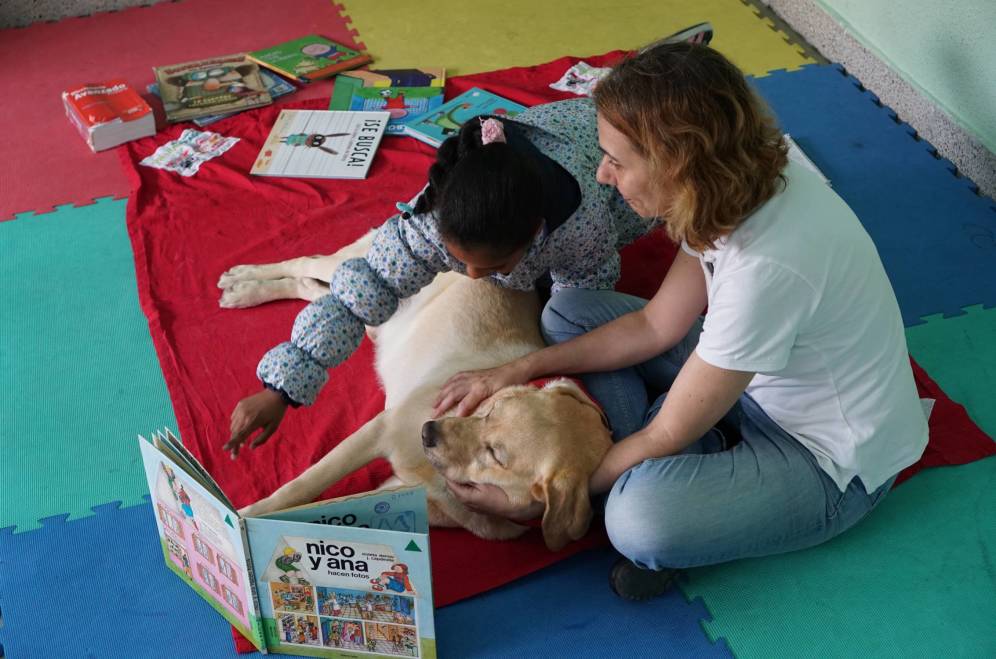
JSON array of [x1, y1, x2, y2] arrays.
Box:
[[218, 232, 612, 551]]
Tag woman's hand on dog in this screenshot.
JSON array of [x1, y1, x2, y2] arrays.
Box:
[[446, 480, 545, 522], [225, 389, 288, 458], [433, 362, 531, 417]]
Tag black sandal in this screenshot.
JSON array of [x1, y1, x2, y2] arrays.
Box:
[[608, 557, 680, 601]]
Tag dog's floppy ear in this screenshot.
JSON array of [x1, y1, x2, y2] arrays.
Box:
[[541, 379, 610, 430], [531, 470, 593, 551]]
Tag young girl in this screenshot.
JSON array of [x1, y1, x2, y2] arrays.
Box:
[[436, 42, 928, 600]]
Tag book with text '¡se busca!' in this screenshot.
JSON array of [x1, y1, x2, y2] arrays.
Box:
[[251, 110, 390, 180], [248, 35, 372, 83], [138, 430, 436, 657], [152, 53, 272, 123], [403, 87, 527, 148]]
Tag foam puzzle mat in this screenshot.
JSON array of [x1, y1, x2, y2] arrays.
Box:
[[0, 0, 359, 222], [682, 457, 996, 657], [750, 64, 996, 327], [906, 305, 996, 436], [2, 0, 995, 656], [436, 547, 732, 657], [0, 499, 242, 658], [0, 198, 176, 534], [337, 0, 816, 76]]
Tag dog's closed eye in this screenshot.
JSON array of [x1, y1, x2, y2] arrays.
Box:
[[487, 445, 507, 467]]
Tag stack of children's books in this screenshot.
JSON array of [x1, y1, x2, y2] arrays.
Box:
[[64, 30, 533, 184], [139, 430, 436, 657], [148, 68, 296, 128], [329, 67, 446, 136]]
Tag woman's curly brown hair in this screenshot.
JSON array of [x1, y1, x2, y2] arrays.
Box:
[[594, 42, 788, 251]]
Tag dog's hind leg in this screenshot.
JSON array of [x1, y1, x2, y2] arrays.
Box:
[[238, 410, 390, 517], [219, 276, 329, 308], [218, 230, 377, 307]]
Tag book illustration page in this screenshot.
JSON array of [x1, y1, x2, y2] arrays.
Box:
[[247, 518, 435, 658], [264, 536, 419, 656], [406, 87, 526, 146], [138, 439, 261, 645], [350, 87, 443, 134]]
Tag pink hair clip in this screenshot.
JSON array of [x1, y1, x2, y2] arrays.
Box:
[[480, 117, 506, 145]]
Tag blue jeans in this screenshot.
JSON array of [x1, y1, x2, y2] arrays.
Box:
[[542, 288, 895, 569]]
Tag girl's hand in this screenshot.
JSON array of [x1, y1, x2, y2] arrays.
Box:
[[446, 480, 545, 522], [432, 362, 531, 417], [224, 389, 288, 458]]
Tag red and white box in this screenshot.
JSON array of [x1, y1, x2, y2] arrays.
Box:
[[62, 79, 155, 152]]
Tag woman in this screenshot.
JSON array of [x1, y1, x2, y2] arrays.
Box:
[[435, 42, 928, 600]]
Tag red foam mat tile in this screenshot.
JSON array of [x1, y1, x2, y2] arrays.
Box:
[[0, 0, 361, 221]]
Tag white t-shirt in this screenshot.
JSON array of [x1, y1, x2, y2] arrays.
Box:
[[686, 160, 928, 492]]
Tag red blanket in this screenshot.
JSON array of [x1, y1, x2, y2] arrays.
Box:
[[121, 54, 994, 650]]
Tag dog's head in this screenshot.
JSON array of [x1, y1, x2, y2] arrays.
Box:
[[422, 378, 612, 551]]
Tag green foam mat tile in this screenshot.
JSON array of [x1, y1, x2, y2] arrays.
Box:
[[682, 457, 996, 658], [906, 305, 996, 438], [0, 197, 176, 533]]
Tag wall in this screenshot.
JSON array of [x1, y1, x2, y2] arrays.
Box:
[[816, 0, 995, 155], [766, 0, 996, 197]]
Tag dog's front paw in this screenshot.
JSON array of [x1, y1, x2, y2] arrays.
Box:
[[219, 280, 288, 308], [217, 264, 264, 289]]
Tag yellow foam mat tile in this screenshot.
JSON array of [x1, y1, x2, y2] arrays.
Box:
[[337, 0, 815, 77]]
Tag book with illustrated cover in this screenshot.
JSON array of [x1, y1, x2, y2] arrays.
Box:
[[62, 79, 155, 151], [149, 69, 296, 127], [152, 54, 272, 123], [339, 67, 445, 88], [248, 35, 372, 82], [330, 77, 444, 136], [251, 109, 390, 179], [138, 430, 435, 657], [403, 87, 527, 148]]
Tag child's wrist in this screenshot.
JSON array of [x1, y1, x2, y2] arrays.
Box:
[[262, 382, 300, 407]]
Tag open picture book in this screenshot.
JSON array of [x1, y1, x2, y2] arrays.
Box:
[[138, 430, 435, 657]]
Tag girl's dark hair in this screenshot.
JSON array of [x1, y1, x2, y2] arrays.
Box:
[[411, 119, 543, 256]]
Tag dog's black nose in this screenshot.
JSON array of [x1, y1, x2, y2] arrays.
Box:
[[421, 421, 438, 448]]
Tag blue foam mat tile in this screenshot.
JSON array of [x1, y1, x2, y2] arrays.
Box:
[[436, 547, 731, 658], [750, 64, 996, 327], [0, 497, 243, 658]]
